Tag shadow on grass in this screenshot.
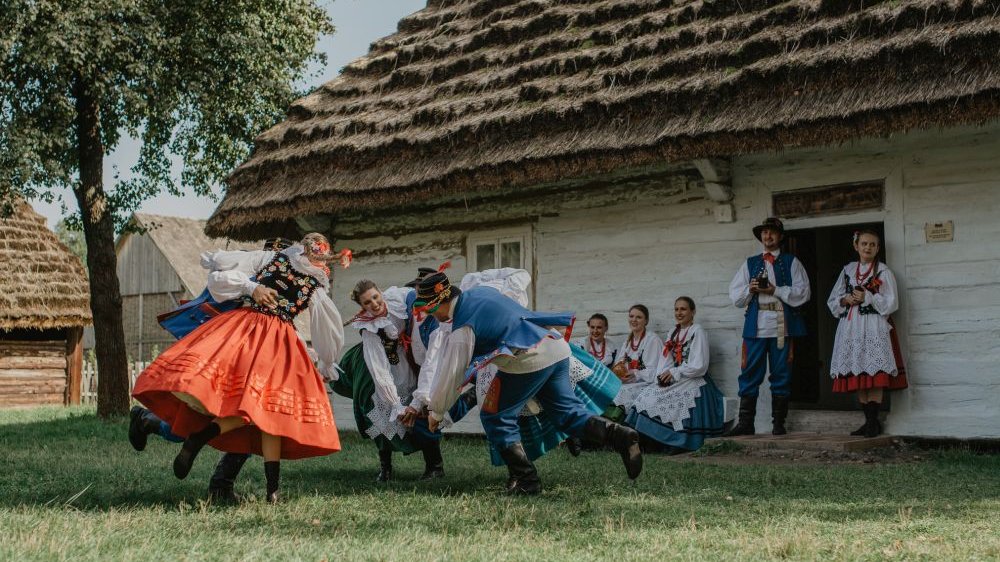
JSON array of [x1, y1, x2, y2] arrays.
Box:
[[2, 409, 999, 531]]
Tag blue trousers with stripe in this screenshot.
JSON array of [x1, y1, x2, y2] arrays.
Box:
[[738, 337, 794, 398], [480, 358, 592, 450]]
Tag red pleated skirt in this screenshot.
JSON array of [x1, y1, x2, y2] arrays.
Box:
[[833, 318, 909, 393], [132, 308, 340, 459]]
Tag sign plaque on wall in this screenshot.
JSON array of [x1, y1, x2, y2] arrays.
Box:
[[924, 221, 954, 243], [772, 181, 884, 218]]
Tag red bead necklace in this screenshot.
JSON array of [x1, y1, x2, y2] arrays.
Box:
[[628, 330, 646, 352], [588, 337, 606, 360], [854, 260, 876, 285]]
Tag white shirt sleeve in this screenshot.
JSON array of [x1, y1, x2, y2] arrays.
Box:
[[671, 327, 710, 380], [729, 261, 752, 309], [864, 265, 899, 317], [309, 288, 345, 381], [410, 325, 448, 411], [637, 333, 665, 383], [773, 257, 811, 307], [427, 326, 475, 421], [651, 344, 672, 381], [827, 268, 850, 318], [202, 250, 274, 302], [361, 330, 406, 420]]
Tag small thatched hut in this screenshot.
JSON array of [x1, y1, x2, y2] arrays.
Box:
[[206, 0, 1000, 439], [1, 201, 91, 406]]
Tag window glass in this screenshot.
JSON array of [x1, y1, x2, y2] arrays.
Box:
[[499, 241, 521, 268], [476, 244, 496, 269]]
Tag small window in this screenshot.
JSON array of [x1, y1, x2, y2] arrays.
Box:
[[467, 226, 532, 272]]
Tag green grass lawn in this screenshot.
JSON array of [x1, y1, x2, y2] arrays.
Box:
[[1, 406, 998, 561]]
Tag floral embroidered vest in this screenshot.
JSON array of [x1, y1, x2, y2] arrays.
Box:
[[246, 253, 320, 322]]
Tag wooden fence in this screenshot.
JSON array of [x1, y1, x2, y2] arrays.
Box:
[[80, 360, 147, 405]]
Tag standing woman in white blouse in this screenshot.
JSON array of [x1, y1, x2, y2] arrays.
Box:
[[133, 233, 347, 503], [624, 297, 725, 452], [827, 230, 908, 437], [609, 304, 664, 420]]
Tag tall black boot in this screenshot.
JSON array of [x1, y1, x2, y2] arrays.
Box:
[[208, 453, 251, 504], [850, 402, 869, 436], [723, 396, 757, 437], [497, 443, 541, 495], [771, 396, 790, 436], [264, 461, 280, 504], [863, 402, 883, 438], [420, 441, 445, 480], [581, 416, 643, 480], [173, 422, 220, 480], [128, 406, 162, 452], [375, 448, 393, 483]]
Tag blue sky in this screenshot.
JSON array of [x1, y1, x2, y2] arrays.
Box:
[[32, 0, 426, 227]]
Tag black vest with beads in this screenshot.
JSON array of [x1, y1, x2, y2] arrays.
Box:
[[246, 253, 321, 322]]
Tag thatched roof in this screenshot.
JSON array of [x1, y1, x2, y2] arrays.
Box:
[[123, 214, 260, 295], [0, 201, 92, 331], [208, 0, 1000, 239]]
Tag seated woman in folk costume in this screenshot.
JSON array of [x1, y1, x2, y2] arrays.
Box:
[[571, 313, 617, 368], [607, 304, 664, 421], [330, 270, 475, 482], [623, 297, 726, 452], [132, 233, 349, 503], [827, 230, 907, 438]]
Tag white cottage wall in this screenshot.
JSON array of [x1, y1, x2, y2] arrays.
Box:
[[736, 123, 1000, 438], [325, 123, 1000, 439]]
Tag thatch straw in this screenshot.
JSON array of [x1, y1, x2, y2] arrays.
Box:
[[207, 0, 1000, 240], [0, 201, 92, 331]]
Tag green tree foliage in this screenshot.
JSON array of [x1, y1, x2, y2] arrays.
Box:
[[55, 218, 88, 267], [0, 0, 333, 417]]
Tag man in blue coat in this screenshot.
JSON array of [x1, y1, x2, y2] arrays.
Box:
[[725, 218, 811, 436], [419, 272, 642, 494]]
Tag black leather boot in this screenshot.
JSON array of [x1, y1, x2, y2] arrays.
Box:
[[850, 402, 869, 436], [264, 461, 280, 503], [173, 422, 220, 480], [375, 449, 393, 482], [564, 436, 583, 457], [208, 453, 250, 504], [497, 443, 541, 495], [723, 396, 757, 437], [420, 441, 445, 480], [863, 402, 883, 438], [771, 396, 790, 436], [581, 416, 643, 480], [128, 406, 162, 452]]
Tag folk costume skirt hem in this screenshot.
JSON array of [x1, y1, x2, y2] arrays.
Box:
[[132, 308, 341, 459], [832, 320, 908, 393], [625, 376, 726, 452]]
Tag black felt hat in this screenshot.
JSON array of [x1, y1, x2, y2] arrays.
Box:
[[752, 217, 785, 241], [405, 267, 438, 288], [415, 272, 460, 306]]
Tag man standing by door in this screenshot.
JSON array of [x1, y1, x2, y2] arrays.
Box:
[[725, 217, 811, 436]]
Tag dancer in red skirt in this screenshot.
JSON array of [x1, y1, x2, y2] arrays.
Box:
[[133, 233, 348, 502], [826, 230, 907, 437]]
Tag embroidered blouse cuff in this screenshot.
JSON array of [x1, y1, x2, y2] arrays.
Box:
[[429, 410, 444, 422], [243, 280, 260, 297]]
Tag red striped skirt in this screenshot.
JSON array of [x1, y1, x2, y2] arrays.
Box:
[[132, 308, 340, 459]]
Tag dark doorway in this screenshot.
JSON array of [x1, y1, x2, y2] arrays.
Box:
[[783, 222, 886, 410]]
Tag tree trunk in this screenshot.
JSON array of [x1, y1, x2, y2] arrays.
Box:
[[72, 77, 130, 418]]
